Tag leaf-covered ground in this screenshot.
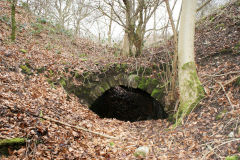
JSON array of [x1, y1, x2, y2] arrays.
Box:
[[0, 0, 240, 159]]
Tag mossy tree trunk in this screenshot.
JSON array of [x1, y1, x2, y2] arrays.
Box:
[[176, 0, 205, 126], [10, 0, 17, 41]]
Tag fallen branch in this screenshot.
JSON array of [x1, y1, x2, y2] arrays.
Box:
[[216, 75, 240, 93], [5, 105, 118, 140], [217, 82, 234, 109], [41, 115, 118, 139], [0, 138, 26, 147], [201, 138, 240, 160], [223, 75, 240, 87], [202, 71, 240, 77]]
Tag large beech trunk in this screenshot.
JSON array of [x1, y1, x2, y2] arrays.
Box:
[[176, 0, 205, 126]]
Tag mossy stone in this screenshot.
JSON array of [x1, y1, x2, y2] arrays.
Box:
[[137, 77, 147, 90], [101, 81, 110, 91], [225, 155, 239, 160], [128, 74, 139, 88], [151, 88, 164, 100], [0, 138, 26, 156], [94, 86, 105, 96]]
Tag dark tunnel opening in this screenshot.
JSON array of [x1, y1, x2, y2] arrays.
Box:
[[90, 86, 168, 122]]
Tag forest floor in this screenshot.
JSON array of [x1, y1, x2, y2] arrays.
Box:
[[0, 0, 240, 159]]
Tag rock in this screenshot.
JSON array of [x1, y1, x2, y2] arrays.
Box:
[[228, 131, 234, 138], [134, 146, 149, 158]]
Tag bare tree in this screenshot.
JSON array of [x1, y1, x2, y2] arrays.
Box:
[[52, 0, 73, 28], [72, 0, 92, 36], [27, 0, 52, 18], [97, 0, 162, 56], [9, 0, 18, 41]]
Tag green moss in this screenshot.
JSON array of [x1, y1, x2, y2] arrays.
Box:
[[181, 62, 194, 70], [137, 77, 158, 91], [138, 67, 145, 74], [234, 41, 240, 54], [46, 79, 56, 88], [19, 64, 32, 75], [144, 68, 152, 75], [216, 109, 227, 120], [220, 48, 233, 54], [93, 86, 105, 96], [49, 69, 54, 76], [225, 155, 239, 160], [115, 63, 126, 72], [209, 15, 216, 22], [151, 88, 164, 100], [235, 77, 240, 86], [236, 1, 240, 6], [20, 48, 27, 53], [59, 77, 66, 87], [36, 17, 47, 24], [109, 142, 115, 147], [133, 151, 146, 158], [121, 63, 128, 69], [0, 138, 26, 157], [74, 72, 80, 78], [36, 66, 46, 73], [134, 76, 140, 82], [167, 113, 175, 123], [0, 15, 10, 24], [101, 81, 110, 90], [216, 23, 225, 29], [137, 77, 147, 90], [175, 62, 205, 126], [45, 43, 53, 50], [80, 58, 88, 61], [79, 53, 87, 58], [31, 22, 44, 35], [152, 64, 157, 70], [56, 50, 61, 54], [0, 138, 25, 146]]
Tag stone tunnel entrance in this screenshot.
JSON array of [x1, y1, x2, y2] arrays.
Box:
[[90, 85, 168, 122]]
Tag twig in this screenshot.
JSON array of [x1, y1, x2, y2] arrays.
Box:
[[217, 82, 234, 109], [201, 138, 240, 160], [174, 99, 180, 113], [215, 75, 240, 95], [223, 75, 240, 87], [203, 71, 240, 78]]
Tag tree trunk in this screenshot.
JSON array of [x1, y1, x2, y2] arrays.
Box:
[[153, 10, 157, 44], [165, 0, 178, 104], [11, 0, 17, 41], [176, 0, 205, 126], [122, 32, 130, 56], [108, 0, 114, 46]]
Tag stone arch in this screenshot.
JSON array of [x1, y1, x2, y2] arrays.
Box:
[[78, 73, 165, 106]]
